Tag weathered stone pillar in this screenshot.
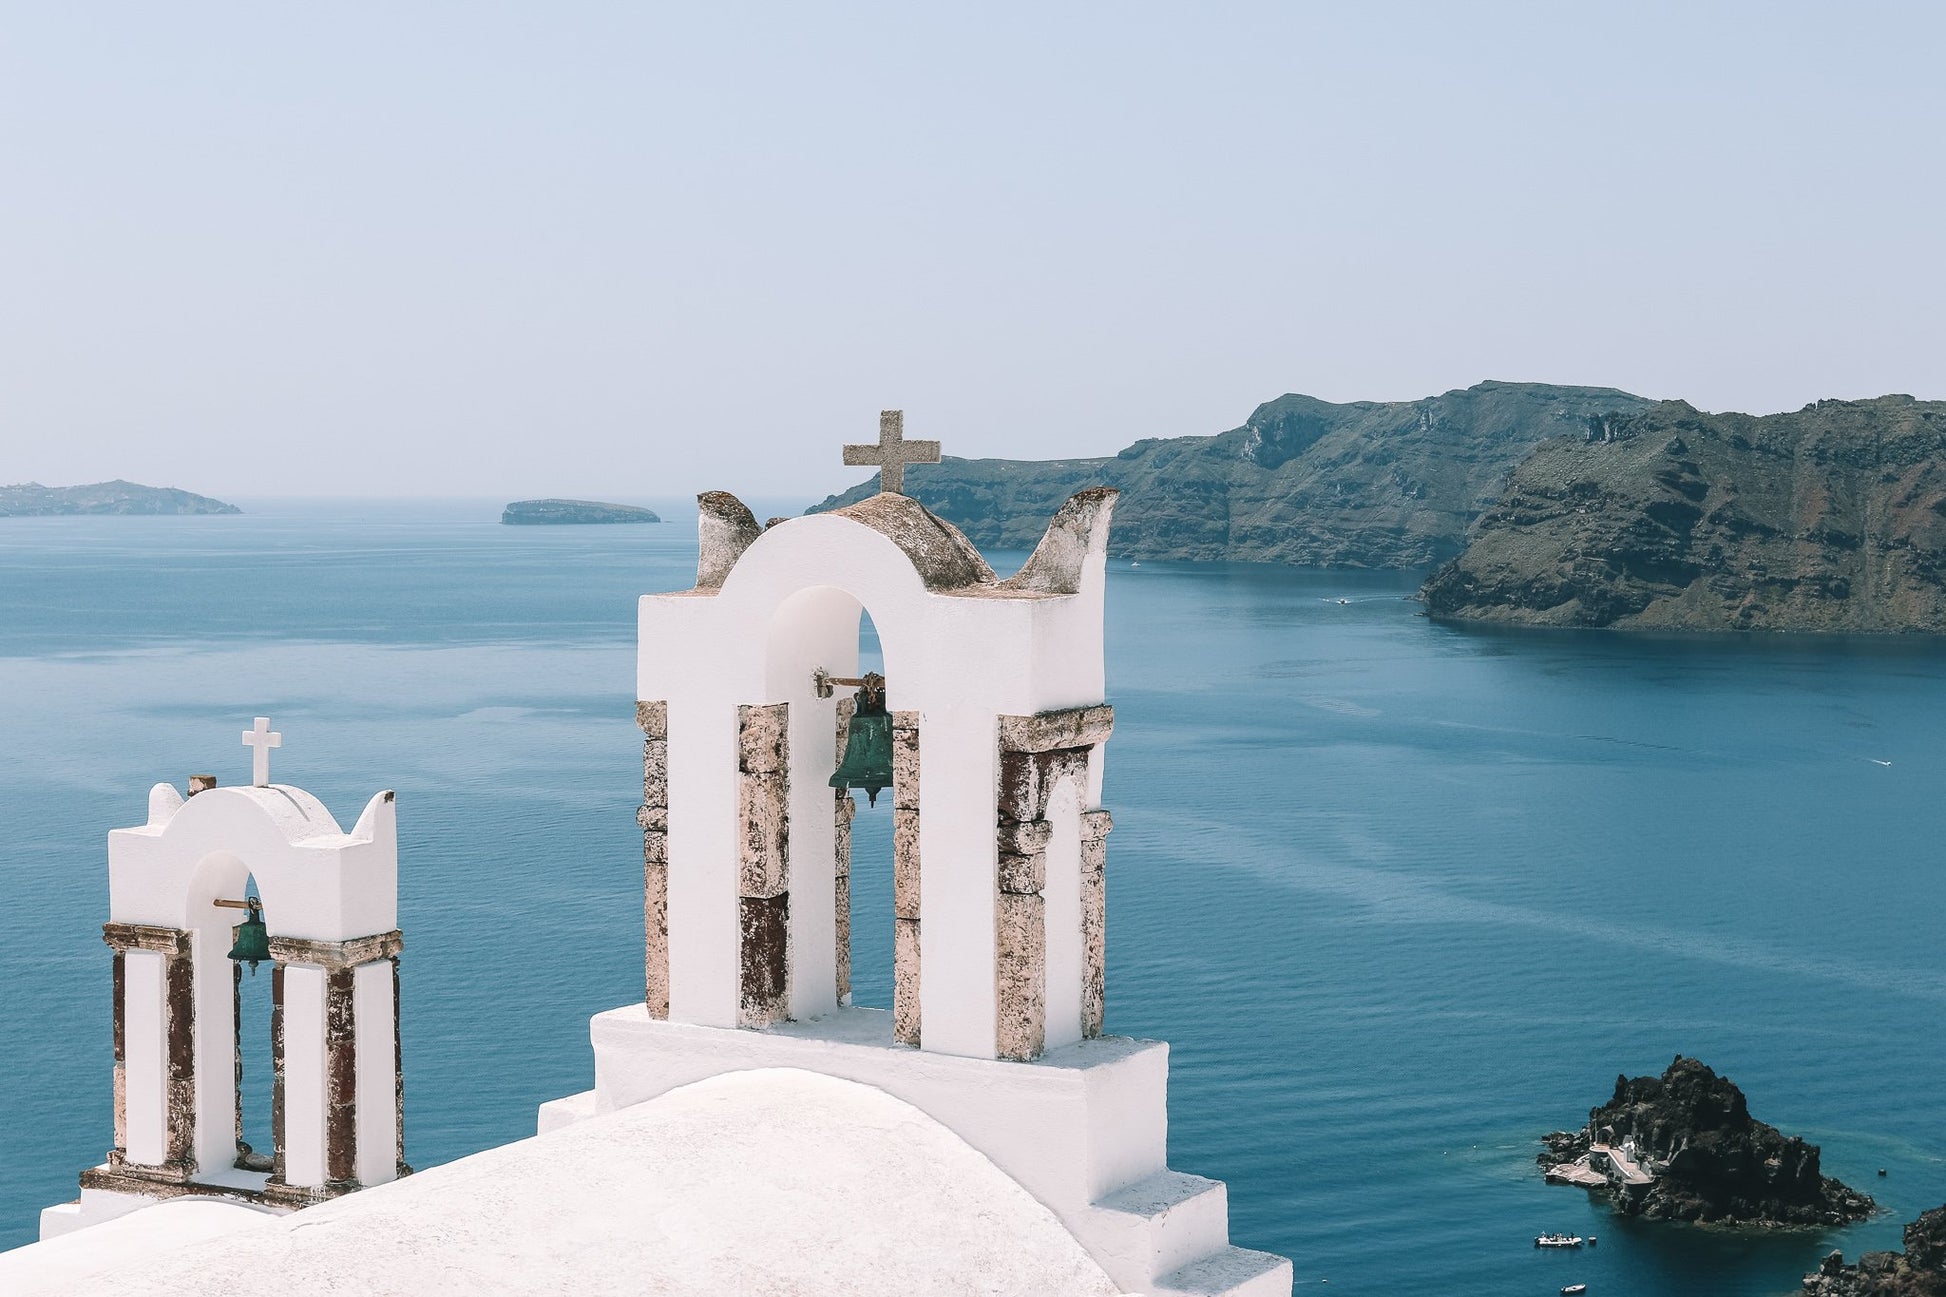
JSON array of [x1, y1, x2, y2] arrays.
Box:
[[270, 963, 286, 1183], [737, 703, 789, 1027], [993, 706, 1113, 1062], [110, 947, 127, 1161], [1080, 809, 1113, 1039], [323, 965, 357, 1184], [636, 700, 671, 1019], [833, 697, 855, 1005], [891, 709, 921, 1046]]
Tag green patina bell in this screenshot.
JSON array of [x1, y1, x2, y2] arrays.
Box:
[[830, 673, 894, 807], [228, 900, 270, 975]]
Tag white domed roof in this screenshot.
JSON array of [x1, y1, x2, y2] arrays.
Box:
[[83, 1069, 1122, 1297]]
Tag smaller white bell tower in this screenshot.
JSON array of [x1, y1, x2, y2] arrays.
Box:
[[40, 720, 409, 1240]]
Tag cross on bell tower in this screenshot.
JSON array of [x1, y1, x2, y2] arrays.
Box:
[[842, 409, 940, 496], [242, 716, 282, 787]]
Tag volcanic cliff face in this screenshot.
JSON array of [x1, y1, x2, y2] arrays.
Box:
[[1422, 396, 1946, 631], [810, 381, 1653, 568], [1540, 1056, 1875, 1226], [1806, 1207, 1946, 1297]]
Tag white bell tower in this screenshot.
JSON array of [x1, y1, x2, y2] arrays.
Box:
[[542, 413, 1293, 1297], [40, 721, 409, 1240]]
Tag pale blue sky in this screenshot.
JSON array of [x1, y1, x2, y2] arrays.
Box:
[[3, 2, 1941, 498]]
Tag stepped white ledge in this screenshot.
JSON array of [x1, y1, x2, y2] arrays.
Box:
[[553, 1004, 1282, 1294]]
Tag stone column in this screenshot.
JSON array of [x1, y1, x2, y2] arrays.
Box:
[[1080, 809, 1114, 1039], [737, 703, 789, 1027], [992, 706, 1113, 1062], [637, 700, 671, 1019], [891, 710, 921, 1046], [265, 931, 404, 1204], [99, 923, 194, 1176], [833, 698, 855, 1005]]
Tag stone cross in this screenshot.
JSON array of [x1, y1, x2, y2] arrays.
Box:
[[241, 716, 283, 787], [843, 410, 940, 497]]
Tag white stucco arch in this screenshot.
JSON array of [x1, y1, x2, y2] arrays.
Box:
[[639, 488, 1118, 1059]]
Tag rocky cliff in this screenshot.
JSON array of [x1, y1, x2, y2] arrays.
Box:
[[502, 499, 660, 525], [1806, 1207, 1946, 1296], [810, 382, 1652, 567], [1422, 396, 1946, 631], [1539, 1056, 1875, 1225], [0, 480, 240, 517]]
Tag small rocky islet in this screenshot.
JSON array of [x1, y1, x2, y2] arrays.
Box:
[[501, 498, 661, 525], [1539, 1056, 1875, 1227], [1805, 1206, 1946, 1296]]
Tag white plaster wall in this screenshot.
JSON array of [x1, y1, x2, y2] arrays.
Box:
[[189, 929, 238, 1174], [123, 951, 167, 1167], [1043, 779, 1084, 1052], [281, 966, 327, 1188], [108, 787, 397, 943], [663, 695, 743, 1028], [353, 961, 396, 1187], [588, 1009, 1169, 1214], [914, 707, 1000, 1056]]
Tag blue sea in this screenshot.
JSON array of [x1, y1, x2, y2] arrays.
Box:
[[1, 500, 1942, 1296]]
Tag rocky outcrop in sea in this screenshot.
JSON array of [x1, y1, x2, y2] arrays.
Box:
[[1540, 1056, 1875, 1226], [810, 381, 1654, 568], [1422, 395, 1946, 632], [1805, 1206, 1946, 1296]]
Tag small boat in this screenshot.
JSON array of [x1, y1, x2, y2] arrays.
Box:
[[1562, 1286, 1588, 1295], [1337, 598, 1350, 604], [1534, 1234, 1584, 1248]]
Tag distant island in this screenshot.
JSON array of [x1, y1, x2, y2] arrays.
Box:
[[1422, 396, 1946, 632], [501, 499, 661, 525], [0, 480, 240, 517], [809, 381, 1655, 568], [1540, 1056, 1875, 1227], [1805, 1205, 1946, 1295]]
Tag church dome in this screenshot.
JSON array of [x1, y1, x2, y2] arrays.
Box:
[[47, 1070, 1122, 1297]]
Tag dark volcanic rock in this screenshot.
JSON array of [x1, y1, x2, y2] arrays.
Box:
[[1422, 395, 1946, 631], [1541, 1056, 1875, 1226], [1805, 1206, 1946, 1296], [0, 480, 240, 517], [809, 382, 1653, 568], [502, 498, 660, 525]]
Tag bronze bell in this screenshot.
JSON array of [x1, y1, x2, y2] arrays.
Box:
[[829, 672, 894, 807], [227, 897, 271, 975]]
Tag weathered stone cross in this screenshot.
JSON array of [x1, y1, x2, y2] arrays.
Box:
[[843, 409, 940, 497], [241, 716, 283, 787]]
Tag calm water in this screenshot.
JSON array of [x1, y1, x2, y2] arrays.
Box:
[[1, 501, 1942, 1296]]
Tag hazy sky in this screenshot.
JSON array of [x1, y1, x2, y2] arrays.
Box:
[[4, 3, 1942, 499]]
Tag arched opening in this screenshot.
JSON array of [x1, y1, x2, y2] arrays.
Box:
[[846, 608, 894, 1009], [184, 850, 276, 1179], [233, 876, 276, 1171], [760, 582, 915, 1030]]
